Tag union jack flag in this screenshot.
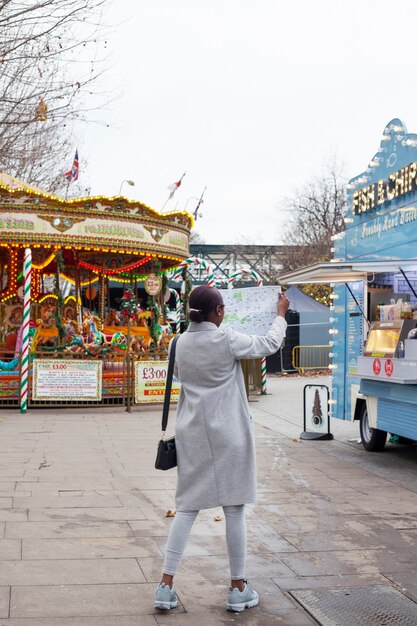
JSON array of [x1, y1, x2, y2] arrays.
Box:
[[193, 186, 207, 220], [64, 150, 79, 182]]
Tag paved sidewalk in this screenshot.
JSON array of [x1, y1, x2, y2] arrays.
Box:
[[0, 375, 416, 624]]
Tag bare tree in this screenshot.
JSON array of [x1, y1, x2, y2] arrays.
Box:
[[0, 0, 110, 192], [189, 230, 206, 245], [278, 160, 347, 304], [281, 160, 347, 272]]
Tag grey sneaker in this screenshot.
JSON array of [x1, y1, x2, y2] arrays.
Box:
[[227, 580, 259, 612], [154, 583, 178, 610]]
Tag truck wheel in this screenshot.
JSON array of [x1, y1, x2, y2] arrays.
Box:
[[360, 404, 387, 452]]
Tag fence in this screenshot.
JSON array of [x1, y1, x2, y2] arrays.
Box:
[[291, 345, 331, 374], [0, 350, 166, 410], [0, 350, 266, 409]]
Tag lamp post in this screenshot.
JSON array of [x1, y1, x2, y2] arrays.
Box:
[[119, 179, 135, 195]]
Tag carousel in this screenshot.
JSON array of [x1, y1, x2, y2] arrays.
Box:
[[0, 173, 193, 409]]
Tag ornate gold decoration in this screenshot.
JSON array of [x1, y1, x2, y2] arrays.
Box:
[[143, 225, 168, 242], [38, 215, 86, 232]]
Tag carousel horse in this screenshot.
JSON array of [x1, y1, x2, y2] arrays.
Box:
[[82, 313, 109, 345], [119, 309, 150, 327], [129, 334, 148, 356], [31, 319, 57, 351], [110, 331, 128, 352], [64, 334, 86, 354], [147, 323, 173, 353], [137, 310, 152, 327], [158, 324, 173, 355], [61, 319, 86, 354], [104, 309, 122, 326], [64, 319, 80, 339]]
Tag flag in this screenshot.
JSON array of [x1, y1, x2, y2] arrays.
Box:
[[167, 172, 185, 199], [64, 150, 79, 182], [193, 186, 207, 221]]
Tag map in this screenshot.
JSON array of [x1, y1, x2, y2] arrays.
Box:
[[221, 286, 282, 335]]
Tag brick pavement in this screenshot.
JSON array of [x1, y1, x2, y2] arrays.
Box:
[[0, 376, 416, 624]]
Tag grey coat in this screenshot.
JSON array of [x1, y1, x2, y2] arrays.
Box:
[[172, 316, 287, 511]]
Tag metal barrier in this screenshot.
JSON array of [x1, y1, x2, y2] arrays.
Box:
[[0, 349, 170, 410], [27, 351, 129, 409], [292, 345, 330, 374]]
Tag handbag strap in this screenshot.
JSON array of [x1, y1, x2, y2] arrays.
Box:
[[161, 335, 180, 433]]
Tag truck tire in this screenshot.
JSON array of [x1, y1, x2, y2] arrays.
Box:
[[360, 404, 387, 452]]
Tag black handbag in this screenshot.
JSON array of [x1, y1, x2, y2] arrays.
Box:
[[155, 335, 180, 471]]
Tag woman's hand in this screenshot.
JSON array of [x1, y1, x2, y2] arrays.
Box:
[[277, 292, 290, 318]]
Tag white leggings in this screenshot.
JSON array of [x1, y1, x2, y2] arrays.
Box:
[[163, 504, 246, 580]]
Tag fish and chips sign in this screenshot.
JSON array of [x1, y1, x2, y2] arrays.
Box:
[[352, 162, 417, 214]]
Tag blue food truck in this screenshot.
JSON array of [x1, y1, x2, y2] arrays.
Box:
[[280, 118, 417, 451]]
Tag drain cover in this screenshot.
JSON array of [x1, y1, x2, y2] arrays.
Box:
[[290, 586, 417, 626]]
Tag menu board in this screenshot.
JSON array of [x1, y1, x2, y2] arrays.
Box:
[[347, 282, 364, 374]]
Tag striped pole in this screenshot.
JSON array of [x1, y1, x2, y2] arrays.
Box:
[[227, 268, 267, 395], [20, 248, 32, 413], [169, 288, 181, 334], [260, 355, 267, 396]]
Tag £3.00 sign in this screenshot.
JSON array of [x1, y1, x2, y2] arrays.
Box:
[[135, 360, 181, 404]]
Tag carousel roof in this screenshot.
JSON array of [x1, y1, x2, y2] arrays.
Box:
[[0, 172, 193, 272], [0, 172, 56, 197]]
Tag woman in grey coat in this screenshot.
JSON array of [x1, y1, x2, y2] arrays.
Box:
[[155, 285, 289, 613]]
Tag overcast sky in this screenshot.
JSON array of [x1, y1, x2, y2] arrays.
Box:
[[81, 0, 417, 245]]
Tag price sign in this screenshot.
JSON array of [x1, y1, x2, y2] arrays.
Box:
[[135, 360, 180, 404], [144, 273, 162, 296], [32, 360, 102, 400]]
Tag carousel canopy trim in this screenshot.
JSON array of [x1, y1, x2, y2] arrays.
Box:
[[0, 173, 193, 263]]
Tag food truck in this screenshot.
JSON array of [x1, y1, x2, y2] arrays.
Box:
[[279, 119, 417, 451]]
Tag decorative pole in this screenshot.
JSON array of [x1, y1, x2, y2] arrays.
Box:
[[74, 251, 82, 328], [20, 248, 32, 414], [169, 288, 181, 334], [119, 285, 140, 412], [227, 268, 268, 395]]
